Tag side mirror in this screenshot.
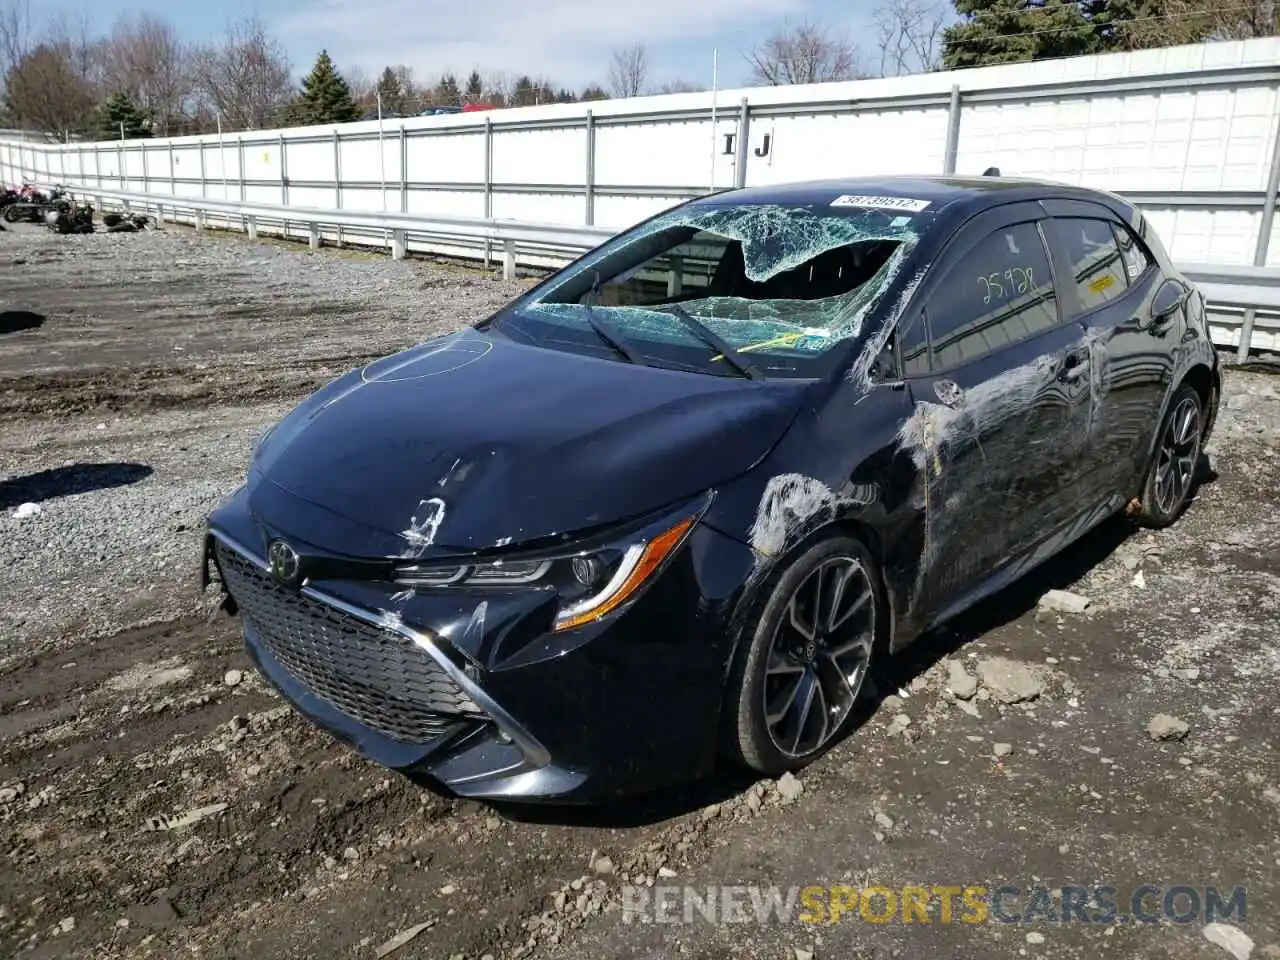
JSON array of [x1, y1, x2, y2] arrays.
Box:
[[1151, 278, 1186, 321]]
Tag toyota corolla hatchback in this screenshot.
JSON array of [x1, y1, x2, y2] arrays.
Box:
[[202, 175, 1220, 803]]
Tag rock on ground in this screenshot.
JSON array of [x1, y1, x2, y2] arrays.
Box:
[[975, 656, 1044, 704]]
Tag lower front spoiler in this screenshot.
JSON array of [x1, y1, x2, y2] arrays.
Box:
[[242, 621, 590, 802]]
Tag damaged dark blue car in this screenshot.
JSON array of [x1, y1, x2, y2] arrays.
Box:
[[202, 175, 1220, 802]]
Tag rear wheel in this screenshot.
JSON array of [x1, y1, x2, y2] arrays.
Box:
[[1133, 383, 1203, 528], [723, 535, 882, 775]]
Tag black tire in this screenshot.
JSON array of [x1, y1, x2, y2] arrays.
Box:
[[1133, 383, 1204, 528], [722, 534, 884, 776], [2, 206, 19, 222]]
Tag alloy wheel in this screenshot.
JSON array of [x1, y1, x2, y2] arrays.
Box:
[[763, 555, 875, 759], [1153, 395, 1200, 516]]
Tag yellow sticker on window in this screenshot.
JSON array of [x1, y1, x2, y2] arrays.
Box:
[[1088, 274, 1115, 293]]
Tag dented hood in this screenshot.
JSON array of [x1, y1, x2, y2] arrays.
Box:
[[250, 330, 808, 555]]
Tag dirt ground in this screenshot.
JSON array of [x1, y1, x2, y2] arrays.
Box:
[[1, 222, 1278, 960]]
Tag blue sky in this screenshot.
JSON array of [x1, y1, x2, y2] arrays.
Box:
[[35, 0, 895, 91]]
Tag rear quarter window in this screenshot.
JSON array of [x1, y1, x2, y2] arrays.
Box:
[[1053, 217, 1130, 312]]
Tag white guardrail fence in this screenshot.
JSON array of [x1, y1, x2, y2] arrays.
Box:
[[42, 183, 1280, 360], [5, 36, 1280, 357]]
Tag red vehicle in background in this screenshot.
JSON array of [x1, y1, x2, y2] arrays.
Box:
[[461, 103, 495, 112]]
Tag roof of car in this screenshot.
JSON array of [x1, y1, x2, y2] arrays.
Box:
[[720, 175, 1125, 216]]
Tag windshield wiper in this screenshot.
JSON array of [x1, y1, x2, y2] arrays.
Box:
[[663, 304, 763, 380], [581, 272, 647, 366]]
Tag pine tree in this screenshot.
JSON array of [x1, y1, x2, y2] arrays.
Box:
[[580, 84, 609, 102], [511, 75, 537, 106], [464, 70, 483, 103], [291, 50, 360, 125], [99, 92, 151, 139], [941, 0, 1100, 68], [434, 74, 462, 107], [375, 66, 406, 115]]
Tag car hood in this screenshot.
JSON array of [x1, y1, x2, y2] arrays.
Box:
[[250, 329, 810, 556]]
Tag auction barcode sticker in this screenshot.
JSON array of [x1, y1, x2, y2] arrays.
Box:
[[830, 195, 931, 212]]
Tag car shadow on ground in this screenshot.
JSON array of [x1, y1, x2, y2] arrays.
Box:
[[0, 310, 45, 335], [0, 462, 154, 511], [470, 461, 1221, 830]]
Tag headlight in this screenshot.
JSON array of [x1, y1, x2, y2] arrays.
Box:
[[393, 510, 701, 632]]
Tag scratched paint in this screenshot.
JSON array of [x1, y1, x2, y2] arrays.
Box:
[[400, 497, 446, 557], [749, 473, 878, 562]]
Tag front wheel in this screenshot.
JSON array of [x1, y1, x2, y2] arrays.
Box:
[[1132, 383, 1204, 528], [722, 535, 883, 776]]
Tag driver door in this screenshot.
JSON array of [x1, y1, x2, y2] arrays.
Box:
[[896, 204, 1095, 623]]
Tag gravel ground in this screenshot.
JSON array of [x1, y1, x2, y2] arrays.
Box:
[[1, 223, 1278, 960]]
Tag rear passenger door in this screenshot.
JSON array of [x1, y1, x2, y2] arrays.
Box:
[[895, 203, 1095, 620], [1042, 202, 1171, 498]]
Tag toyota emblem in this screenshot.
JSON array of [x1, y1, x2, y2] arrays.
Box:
[[268, 539, 301, 584]]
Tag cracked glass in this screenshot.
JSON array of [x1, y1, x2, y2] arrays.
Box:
[[495, 198, 931, 379]]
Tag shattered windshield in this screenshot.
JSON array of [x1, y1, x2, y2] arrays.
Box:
[[494, 197, 930, 379]]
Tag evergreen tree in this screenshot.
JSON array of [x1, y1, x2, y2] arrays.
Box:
[[99, 92, 151, 139], [374, 66, 407, 115], [941, 0, 1099, 68], [554, 88, 578, 103], [464, 70, 483, 102], [511, 75, 538, 106], [434, 73, 462, 107], [291, 50, 360, 124], [580, 84, 609, 101]]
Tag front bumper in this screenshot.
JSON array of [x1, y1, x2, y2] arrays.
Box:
[[202, 486, 757, 802]]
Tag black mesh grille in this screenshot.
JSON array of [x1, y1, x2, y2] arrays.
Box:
[[213, 539, 483, 744]]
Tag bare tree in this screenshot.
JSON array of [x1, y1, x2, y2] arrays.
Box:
[[746, 21, 866, 85], [874, 0, 948, 75], [0, 0, 33, 83], [2, 42, 96, 136], [97, 13, 190, 135], [607, 43, 649, 97], [654, 79, 704, 94], [190, 16, 291, 132]]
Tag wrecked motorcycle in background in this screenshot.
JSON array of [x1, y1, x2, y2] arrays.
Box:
[[44, 195, 95, 234], [2, 184, 68, 224]]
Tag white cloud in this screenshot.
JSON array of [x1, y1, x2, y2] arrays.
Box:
[[272, 0, 809, 87]]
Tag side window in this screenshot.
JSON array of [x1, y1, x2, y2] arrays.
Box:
[[1054, 217, 1129, 311], [926, 221, 1059, 370], [1112, 222, 1152, 281]]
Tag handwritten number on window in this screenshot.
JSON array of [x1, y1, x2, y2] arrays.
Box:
[[978, 266, 1033, 304]]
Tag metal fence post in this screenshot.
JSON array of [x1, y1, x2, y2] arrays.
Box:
[[279, 133, 288, 205], [238, 138, 246, 202], [141, 142, 148, 192], [734, 97, 750, 189], [943, 84, 962, 175], [399, 124, 408, 214], [168, 142, 175, 194], [484, 118, 494, 269], [118, 142, 125, 189], [585, 110, 596, 226], [333, 129, 343, 246], [1236, 102, 1280, 360], [199, 138, 207, 197]]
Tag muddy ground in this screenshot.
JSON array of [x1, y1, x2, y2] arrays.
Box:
[[1, 222, 1277, 960]]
